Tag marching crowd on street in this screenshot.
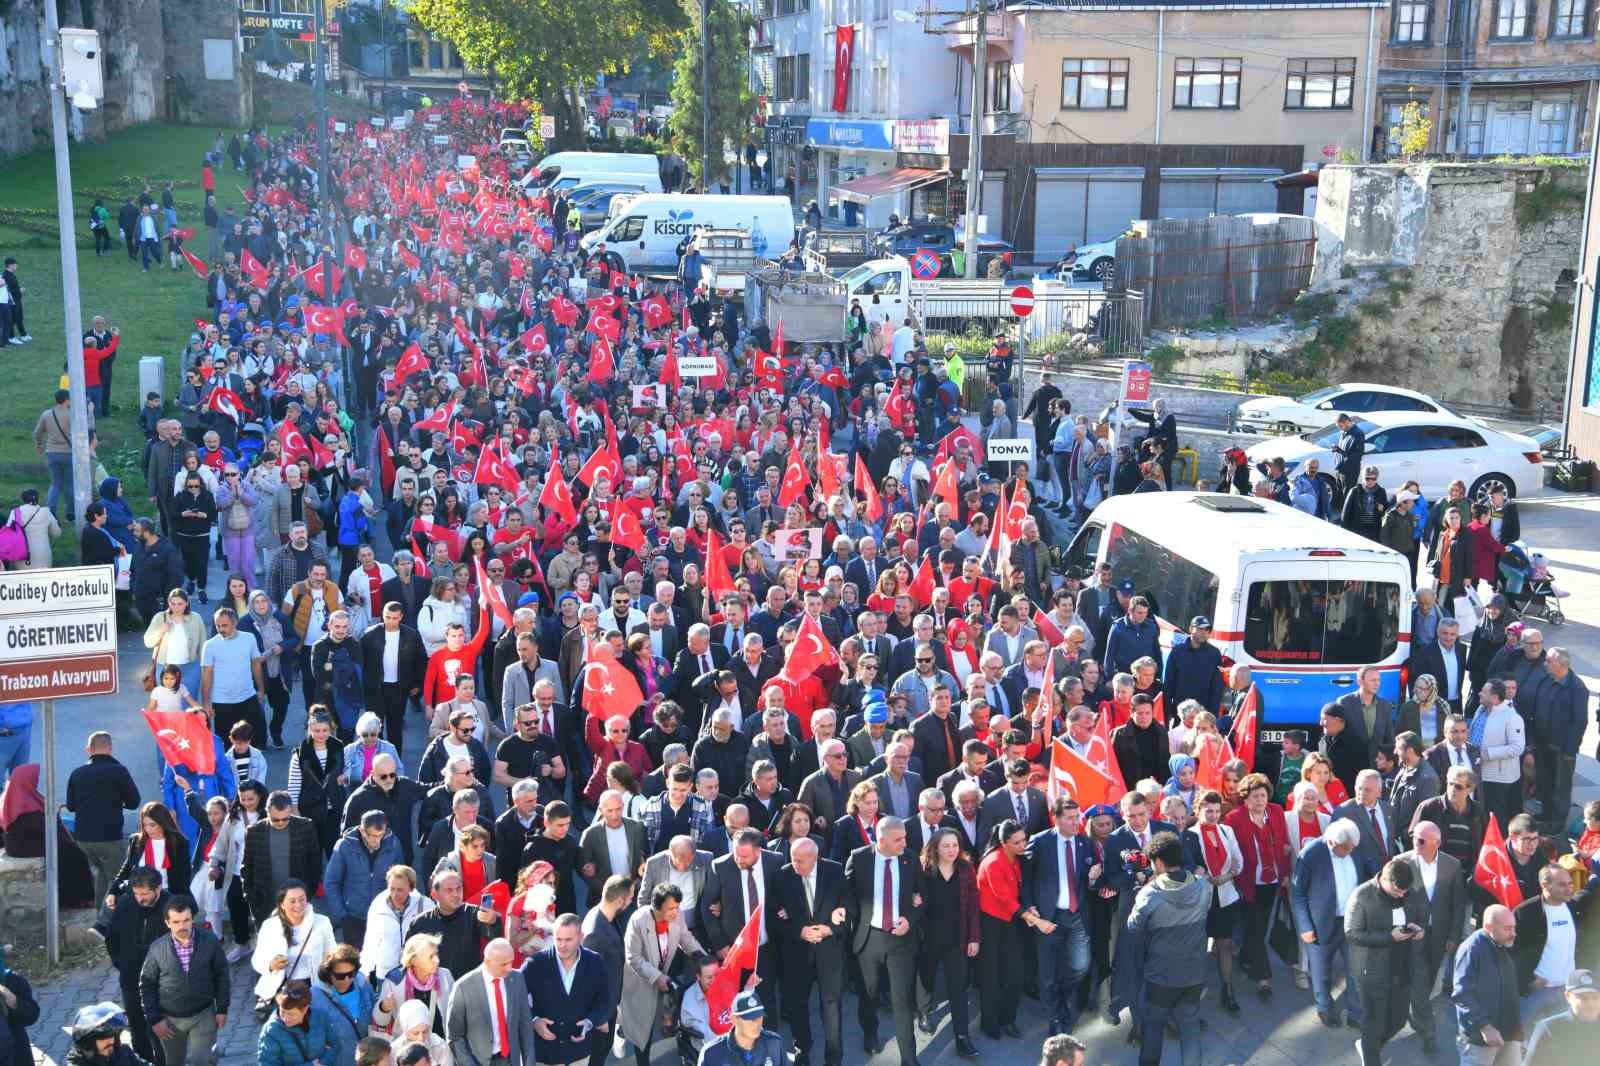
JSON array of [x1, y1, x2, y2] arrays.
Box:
[[0, 95, 1598, 1066]]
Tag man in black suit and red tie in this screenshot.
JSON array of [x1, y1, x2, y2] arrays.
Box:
[[772, 837, 850, 1066], [844, 816, 924, 1065]]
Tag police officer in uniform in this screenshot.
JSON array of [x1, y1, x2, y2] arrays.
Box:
[[697, 990, 787, 1066]]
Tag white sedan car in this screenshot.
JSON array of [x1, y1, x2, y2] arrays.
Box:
[[1234, 382, 1465, 435], [1244, 411, 1544, 499]]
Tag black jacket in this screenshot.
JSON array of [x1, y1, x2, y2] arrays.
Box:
[[65, 755, 140, 843], [359, 622, 426, 711], [0, 971, 39, 1065], [378, 574, 427, 629], [96, 888, 171, 980], [342, 775, 425, 865], [130, 535, 184, 603], [1513, 887, 1594, 994], [240, 815, 323, 917], [139, 930, 231, 1022], [112, 834, 193, 900]]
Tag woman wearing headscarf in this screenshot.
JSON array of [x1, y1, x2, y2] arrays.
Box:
[[0, 764, 95, 908], [1162, 754, 1199, 813], [945, 619, 979, 688]]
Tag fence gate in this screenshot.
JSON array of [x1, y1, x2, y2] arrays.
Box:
[[1114, 215, 1316, 328]]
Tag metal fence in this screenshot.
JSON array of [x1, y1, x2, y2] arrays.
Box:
[[913, 288, 1148, 356], [1115, 215, 1317, 328]]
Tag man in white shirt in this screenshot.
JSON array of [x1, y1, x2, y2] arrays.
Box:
[[1401, 820, 1466, 997], [1519, 864, 1591, 1027]]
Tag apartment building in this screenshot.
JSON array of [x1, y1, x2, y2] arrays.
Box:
[[946, 0, 1385, 260], [1377, 0, 1598, 156]]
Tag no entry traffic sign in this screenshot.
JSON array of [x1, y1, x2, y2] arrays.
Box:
[[1010, 285, 1035, 317], [910, 248, 942, 280]]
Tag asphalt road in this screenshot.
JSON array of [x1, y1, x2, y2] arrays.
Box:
[[26, 497, 1600, 1066]]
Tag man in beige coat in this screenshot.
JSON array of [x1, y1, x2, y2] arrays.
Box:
[[619, 882, 705, 1059]]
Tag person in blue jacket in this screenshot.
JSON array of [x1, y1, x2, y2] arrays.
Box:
[[160, 731, 235, 841], [323, 810, 404, 946], [311, 944, 377, 1066], [336, 474, 371, 587], [258, 980, 340, 1066], [1162, 617, 1224, 713], [697, 990, 787, 1066], [1102, 592, 1160, 679]]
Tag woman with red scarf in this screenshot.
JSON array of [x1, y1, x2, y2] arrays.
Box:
[[1183, 789, 1246, 1015], [109, 801, 193, 904], [431, 824, 495, 903], [946, 619, 980, 689], [1222, 773, 1291, 1002]]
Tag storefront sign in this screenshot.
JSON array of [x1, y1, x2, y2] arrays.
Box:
[[765, 115, 810, 147], [239, 4, 341, 39], [806, 118, 894, 152], [895, 118, 949, 156]]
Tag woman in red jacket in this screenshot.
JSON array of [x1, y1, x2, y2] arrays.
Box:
[[82, 327, 120, 415], [1466, 501, 1507, 594], [976, 819, 1029, 1041], [1222, 771, 1291, 1001], [918, 828, 980, 1058]]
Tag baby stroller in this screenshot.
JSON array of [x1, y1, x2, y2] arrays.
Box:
[[235, 422, 266, 466], [1498, 540, 1567, 625]]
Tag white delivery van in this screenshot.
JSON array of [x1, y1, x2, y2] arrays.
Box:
[[580, 194, 795, 272], [520, 152, 660, 189]]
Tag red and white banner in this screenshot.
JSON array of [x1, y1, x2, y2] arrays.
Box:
[[832, 24, 856, 112]]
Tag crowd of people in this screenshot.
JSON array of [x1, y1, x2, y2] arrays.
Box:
[[0, 94, 1598, 1066]]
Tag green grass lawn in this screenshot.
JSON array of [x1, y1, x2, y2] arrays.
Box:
[[0, 123, 258, 562]]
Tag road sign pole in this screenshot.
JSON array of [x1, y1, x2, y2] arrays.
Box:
[[42, 697, 58, 965]]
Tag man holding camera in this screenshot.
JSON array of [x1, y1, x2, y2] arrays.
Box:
[[1345, 856, 1436, 1061]]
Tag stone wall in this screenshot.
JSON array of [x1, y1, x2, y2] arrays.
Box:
[[0, 852, 98, 948], [1307, 163, 1585, 413], [162, 1, 251, 129]]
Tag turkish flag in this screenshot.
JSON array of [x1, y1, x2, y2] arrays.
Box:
[[704, 528, 738, 600], [754, 349, 783, 387], [143, 709, 217, 774], [303, 304, 342, 336], [409, 223, 433, 245], [474, 557, 514, 629], [611, 498, 646, 551], [587, 338, 615, 385], [301, 259, 342, 298], [394, 343, 430, 385], [344, 244, 367, 270], [1047, 739, 1114, 808], [928, 457, 961, 510], [240, 249, 270, 288], [884, 378, 911, 427], [831, 24, 854, 106], [1475, 815, 1524, 909], [777, 450, 811, 508], [1195, 731, 1228, 793], [705, 903, 763, 1035], [276, 422, 311, 465], [415, 399, 456, 435], [539, 463, 579, 526], [906, 555, 936, 608], [396, 245, 420, 271], [581, 652, 646, 720], [180, 248, 210, 280], [1229, 685, 1260, 772], [935, 425, 986, 467], [982, 483, 1008, 569], [854, 453, 884, 523], [661, 347, 682, 392], [518, 324, 548, 353], [1033, 607, 1064, 647], [205, 387, 245, 425], [642, 296, 672, 330], [816, 451, 844, 499], [1001, 488, 1030, 541], [575, 443, 621, 488], [449, 420, 483, 456], [551, 295, 580, 327], [786, 613, 840, 679], [376, 427, 397, 496], [1086, 711, 1126, 801], [474, 441, 523, 494], [590, 313, 621, 344], [772, 318, 786, 358]]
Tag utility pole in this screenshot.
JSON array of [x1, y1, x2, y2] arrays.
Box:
[[43, 1, 94, 532], [961, 0, 986, 279], [313, 0, 351, 417], [702, 0, 713, 191]]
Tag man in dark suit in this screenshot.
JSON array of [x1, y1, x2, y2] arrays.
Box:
[[708, 597, 751, 659], [1075, 564, 1123, 654], [795, 740, 863, 841], [379, 554, 428, 629], [937, 741, 1001, 804], [581, 873, 632, 1066], [1110, 695, 1171, 789], [558, 608, 605, 698], [911, 685, 963, 784], [844, 542, 883, 603], [1344, 858, 1435, 1059], [359, 602, 426, 758], [1334, 769, 1403, 874], [772, 838, 849, 1066], [978, 759, 1049, 842], [1424, 713, 1481, 782], [576, 790, 648, 899], [1336, 666, 1397, 769], [1020, 797, 1100, 1035], [523, 917, 613, 1065], [1402, 820, 1467, 999], [630, 606, 681, 664], [843, 817, 924, 1065], [730, 637, 780, 712], [904, 787, 953, 857], [669, 624, 731, 731], [698, 829, 784, 990], [1410, 620, 1470, 716], [1291, 818, 1373, 1027]]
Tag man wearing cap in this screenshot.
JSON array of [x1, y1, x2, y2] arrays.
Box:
[[1525, 969, 1600, 1065], [698, 990, 788, 1066], [1381, 491, 1421, 574], [1164, 617, 1224, 715]]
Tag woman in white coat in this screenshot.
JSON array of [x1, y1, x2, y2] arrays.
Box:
[[10, 488, 60, 569], [417, 577, 468, 655], [360, 866, 436, 978], [1185, 787, 1246, 1015], [1283, 780, 1332, 991], [618, 882, 705, 1063], [251, 879, 339, 1000]]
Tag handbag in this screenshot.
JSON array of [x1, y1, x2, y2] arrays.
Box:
[[1268, 890, 1299, 966], [1453, 589, 1482, 632], [142, 627, 167, 693]]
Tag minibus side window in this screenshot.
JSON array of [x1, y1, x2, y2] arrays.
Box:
[[1245, 579, 1400, 664]]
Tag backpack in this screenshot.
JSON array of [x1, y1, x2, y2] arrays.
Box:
[[0, 509, 31, 563]]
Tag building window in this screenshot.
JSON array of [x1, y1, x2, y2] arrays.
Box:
[[1463, 101, 1487, 154], [1380, 99, 1409, 155], [795, 53, 810, 101], [1173, 58, 1241, 109], [429, 37, 446, 70], [1551, 0, 1589, 36], [1061, 58, 1129, 110], [776, 55, 795, 100], [407, 34, 424, 71], [1493, 0, 1531, 37], [872, 61, 889, 112], [1538, 100, 1573, 152], [1393, 0, 1430, 41], [989, 60, 1012, 112], [1284, 58, 1356, 110], [279, 0, 315, 14]]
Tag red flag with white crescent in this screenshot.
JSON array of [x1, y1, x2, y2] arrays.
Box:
[[1048, 738, 1113, 807], [394, 343, 430, 385], [414, 399, 456, 435], [581, 651, 646, 720], [205, 387, 245, 425], [1086, 710, 1126, 801], [785, 613, 840, 679], [180, 248, 210, 280], [539, 462, 578, 526], [854, 453, 884, 524], [1475, 815, 1524, 909], [705, 903, 763, 1036], [143, 709, 217, 774], [1229, 684, 1260, 772], [777, 449, 810, 508], [704, 528, 738, 600], [474, 557, 514, 628], [474, 440, 523, 494], [610, 497, 646, 551]]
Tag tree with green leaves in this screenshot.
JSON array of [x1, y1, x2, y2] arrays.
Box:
[[666, 0, 754, 187], [407, 0, 685, 144]]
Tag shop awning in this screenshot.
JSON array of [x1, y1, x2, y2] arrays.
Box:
[[833, 167, 948, 205]]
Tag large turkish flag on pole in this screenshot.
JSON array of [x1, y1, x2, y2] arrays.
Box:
[[832, 25, 856, 112]]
